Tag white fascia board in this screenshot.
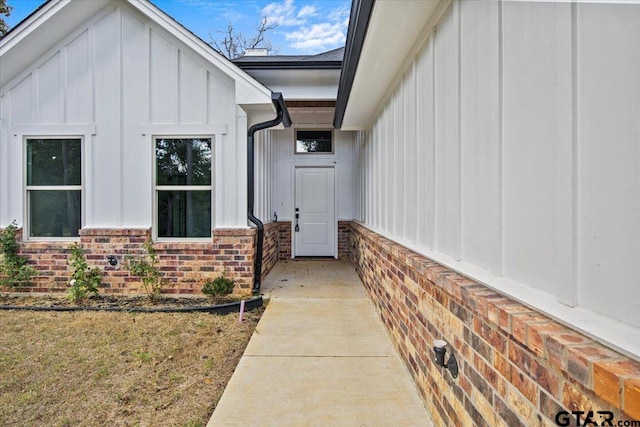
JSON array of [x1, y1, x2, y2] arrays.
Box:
[[341, 0, 444, 130], [125, 0, 273, 108]]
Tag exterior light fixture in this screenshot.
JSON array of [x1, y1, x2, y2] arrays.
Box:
[[106, 255, 118, 266], [433, 339, 458, 378]]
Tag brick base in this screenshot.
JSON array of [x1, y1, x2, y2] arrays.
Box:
[[262, 221, 279, 278], [350, 222, 640, 425], [338, 221, 351, 260], [6, 221, 350, 295], [10, 227, 256, 296], [274, 220, 350, 260], [277, 221, 292, 260]]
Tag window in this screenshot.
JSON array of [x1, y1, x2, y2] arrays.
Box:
[[295, 130, 333, 154], [26, 138, 82, 238], [155, 137, 212, 238]]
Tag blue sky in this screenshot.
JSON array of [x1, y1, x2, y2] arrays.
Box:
[[4, 0, 350, 54]]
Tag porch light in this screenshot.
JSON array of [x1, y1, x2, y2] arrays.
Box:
[[433, 339, 458, 378]]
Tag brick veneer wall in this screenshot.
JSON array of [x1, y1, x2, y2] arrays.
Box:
[[275, 221, 350, 260], [277, 221, 292, 260], [262, 221, 279, 278], [8, 227, 257, 295], [350, 222, 640, 425], [338, 221, 351, 260]]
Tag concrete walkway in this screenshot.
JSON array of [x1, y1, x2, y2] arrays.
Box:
[[208, 260, 434, 427]]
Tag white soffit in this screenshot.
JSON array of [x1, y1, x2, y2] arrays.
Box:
[[341, 0, 441, 130], [245, 69, 340, 100]]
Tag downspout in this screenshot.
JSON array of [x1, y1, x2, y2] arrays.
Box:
[[248, 92, 291, 294]]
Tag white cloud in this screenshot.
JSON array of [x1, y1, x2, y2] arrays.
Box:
[[327, 3, 350, 23], [262, 0, 307, 27], [282, 2, 349, 53], [285, 21, 345, 51], [297, 5, 317, 19]]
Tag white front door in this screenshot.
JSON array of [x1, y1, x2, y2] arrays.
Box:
[[294, 167, 336, 257]]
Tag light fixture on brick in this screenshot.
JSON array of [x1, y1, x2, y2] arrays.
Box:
[[433, 340, 458, 378]]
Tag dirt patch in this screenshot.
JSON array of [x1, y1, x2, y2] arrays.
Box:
[[0, 307, 262, 426]]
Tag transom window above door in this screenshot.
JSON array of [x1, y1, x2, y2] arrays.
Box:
[[295, 130, 333, 154], [155, 137, 212, 239]]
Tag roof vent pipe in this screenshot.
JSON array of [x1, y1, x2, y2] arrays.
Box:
[[248, 93, 291, 294]]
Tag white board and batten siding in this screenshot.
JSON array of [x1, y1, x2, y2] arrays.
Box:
[[255, 108, 354, 226], [0, 2, 250, 229], [353, 1, 640, 357]]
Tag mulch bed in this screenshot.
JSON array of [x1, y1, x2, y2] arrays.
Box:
[[0, 294, 241, 309]]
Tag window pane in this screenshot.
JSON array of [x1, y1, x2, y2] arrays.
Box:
[[156, 138, 212, 186], [29, 190, 81, 237], [27, 139, 81, 186], [157, 191, 211, 238], [296, 130, 332, 153]]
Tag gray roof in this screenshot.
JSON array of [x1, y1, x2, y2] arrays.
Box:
[[234, 47, 344, 65]]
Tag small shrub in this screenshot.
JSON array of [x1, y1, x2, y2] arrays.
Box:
[[202, 271, 235, 299], [124, 239, 164, 302], [67, 243, 102, 303], [0, 221, 36, 290]]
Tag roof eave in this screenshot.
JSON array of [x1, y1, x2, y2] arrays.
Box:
[[235, 61, 342, 71], [333, 0, 376, 129]]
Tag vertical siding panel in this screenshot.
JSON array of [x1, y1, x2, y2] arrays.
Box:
[[353, 132, 363, 221], [393, 86, 404, 236], [371, 122, 378, 228], [258, 132, 265, 220], [371, 128, 375, 224], [404, 63, 417, 243], [266, 132, 271, 221], [9, 75, 33, 124], [338, 130, 354, 220], [65, 31, 92, 124], [358, 132, 364, 221], [361, 131, 366, 223], [122, 10, 150, 227], [385, 102, 394, 234], [207, 72, 232, 125], [416, 35, 435, 249], [502, 2, 572, 296], [149, 31, 178, 124], [262, 133, 267, 221], [92, 9, 122, 225], [577, 3, 640, 326], [178, 52, 206, 124], [365, 123, 371, 225], [434, 4, 461, 257], [36, 53, 62, 124], [376, 122, 382, 229], [0, 94, 7, 224], [460, 0, 501, 272]]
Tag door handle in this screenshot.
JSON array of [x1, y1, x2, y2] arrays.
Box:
[[295, 208, 300, 232]]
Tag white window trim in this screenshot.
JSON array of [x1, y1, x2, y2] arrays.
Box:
[[153, 135, 214, 242], [23, 135, 85, 241]]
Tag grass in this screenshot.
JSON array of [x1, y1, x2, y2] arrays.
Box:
[[0, 308, 262, 426]]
